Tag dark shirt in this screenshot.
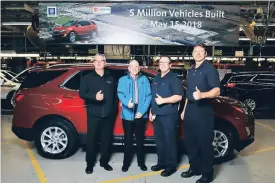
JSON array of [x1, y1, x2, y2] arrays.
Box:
[[79, 69, 116, 118], [186, 61, 220, 104], [151, 71, 184, 115]]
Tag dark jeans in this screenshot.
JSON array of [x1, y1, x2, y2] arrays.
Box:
[[122, 118, 146, 167], [153, 113, 178, 168], [86, 115, 114, 167], [184, 103, 214, 174]]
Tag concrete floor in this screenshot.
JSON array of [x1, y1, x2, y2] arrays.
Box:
[[1, 112, 275, 183]]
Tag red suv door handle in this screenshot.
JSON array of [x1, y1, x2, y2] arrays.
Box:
[[63, 94, 75, 99]]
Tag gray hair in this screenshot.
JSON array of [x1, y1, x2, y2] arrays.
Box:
[[94, 53, 106, 61]]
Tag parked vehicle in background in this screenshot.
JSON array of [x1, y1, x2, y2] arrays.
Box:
[[1, 67, 40, 105], [1, 70, 17, 80], [11, 64, 254, 162], [220, 71, 275, 117], [171, 67, 187, 80], [1, 71, 21, 102]]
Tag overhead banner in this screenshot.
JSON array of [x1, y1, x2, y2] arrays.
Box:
[[39, 3, 240, 46]]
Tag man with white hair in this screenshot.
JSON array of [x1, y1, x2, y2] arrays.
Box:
[[117, 60, 152, 172]]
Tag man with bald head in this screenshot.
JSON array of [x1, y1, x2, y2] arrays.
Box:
[[117, 60, 152, 172]]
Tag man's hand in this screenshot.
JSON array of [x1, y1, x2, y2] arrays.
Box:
[[96, 90, 104, 101], [155, 94, 165, 105], [128, 98, 134, 108], [149, 111, 153, 121], [193, 86, 203, 100], [135, 112, 142, 119]]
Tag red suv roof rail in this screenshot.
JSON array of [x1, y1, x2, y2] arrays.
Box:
[[45, 63, 129, 69]]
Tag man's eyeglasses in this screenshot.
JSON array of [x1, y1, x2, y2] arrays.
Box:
[[94, 60, 105, 63], [159, 62, 170, 65]]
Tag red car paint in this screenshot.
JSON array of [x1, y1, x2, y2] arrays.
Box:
[[52, 20, 97, 42], [12, 65, 255, 158]]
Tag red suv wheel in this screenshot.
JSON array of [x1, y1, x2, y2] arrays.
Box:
[[35, 118, 79, 159]]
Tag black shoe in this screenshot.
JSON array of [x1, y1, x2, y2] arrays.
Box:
[[160, 167, 177, 177], [181, 169, 201, 178], [100, 163, 113, 171], [139, 165, 147, 171], [151, 165, 165, 171], [196, 174, 213, 183], [85, 166, 93, 174], [121, 165, 129, 172]]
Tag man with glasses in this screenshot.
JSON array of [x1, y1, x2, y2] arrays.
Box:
[[149, 56, 184, 177], [180, 44, 220, 183], [117, 60, 152, 172], [79, 54, 116, 174]]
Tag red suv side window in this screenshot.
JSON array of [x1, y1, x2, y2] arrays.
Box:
[[20, 70, 67, 89], [62, 70, 90, 90]]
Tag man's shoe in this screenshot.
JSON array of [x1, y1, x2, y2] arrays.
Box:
[[139, 165, 147, 171], [160, 167, 177, 177], [85, 166, 93, 174], [121, 165, 129, 172], [196, 174, 213, 183], [151, 165, 165, 171], [100, 163, 113, 171], [181, 169, 201, 178]]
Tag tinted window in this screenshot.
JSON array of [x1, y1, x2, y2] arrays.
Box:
[[110, 69, 127, 85], [254, 74, 275, 84], [230, 75, 255, 83], [220, 73, 232, 84], [62, 70, 91, 90], [20, 70, 67, 89], [83, 21, 91, 26]]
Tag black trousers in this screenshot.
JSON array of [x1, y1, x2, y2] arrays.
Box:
[[153, 113, 178, 168], [122, 118, 146, 167], [184, 103, 214, 175], [86, 115, 114, 167]]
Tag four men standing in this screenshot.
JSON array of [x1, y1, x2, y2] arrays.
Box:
[[80, 44, 220, 183]]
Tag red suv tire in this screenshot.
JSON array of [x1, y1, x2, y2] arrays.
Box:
[[35, 118, 79, 159]]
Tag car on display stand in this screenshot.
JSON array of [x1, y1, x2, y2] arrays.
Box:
[[11, 64, 255, 162], [52, 20, 98, 43], [220, 71, 275, 117]]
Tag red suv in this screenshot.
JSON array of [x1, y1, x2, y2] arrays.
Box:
[[52, 20, 98, 43], [11, 64, 255, 161]]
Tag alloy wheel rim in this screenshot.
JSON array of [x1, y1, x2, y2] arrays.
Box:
[[70, 32, 76, 42], [244, 99, 256, 110], [213, 130, 229, 158], [41, 126, 68, 154]]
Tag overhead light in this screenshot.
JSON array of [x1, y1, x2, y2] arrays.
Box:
[[2, 22, 31, 26], [0, 52, 39, 57], [5, 7, 26, 10], [238, 37, 254, 41], [239, 37, 275, 41]]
